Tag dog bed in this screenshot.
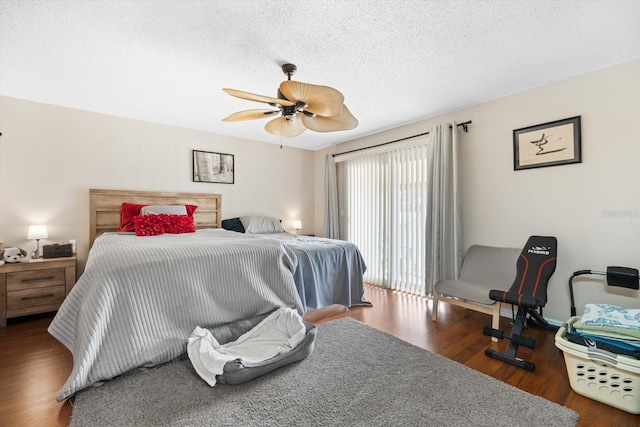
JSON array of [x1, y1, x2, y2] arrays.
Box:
[[191, 310, 317, 385]]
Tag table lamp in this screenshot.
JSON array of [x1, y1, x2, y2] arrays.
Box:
[[27, 225, 48, 259], [293, 220, 302, 235]]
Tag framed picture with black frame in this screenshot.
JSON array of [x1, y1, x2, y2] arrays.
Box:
[[513, 116, 581, 171], [192, 150, 234, 184]]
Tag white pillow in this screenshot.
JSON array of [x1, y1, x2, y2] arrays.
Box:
[[240, 216, 285, 234], [141, 205, 188, 215]]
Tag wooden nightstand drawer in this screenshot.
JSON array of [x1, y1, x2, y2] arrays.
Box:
[[7, 268, 66, 291], [1, 256, 77, 327], [7, 285, 66, 311]]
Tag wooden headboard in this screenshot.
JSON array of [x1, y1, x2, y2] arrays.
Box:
[[89, 189, 222, 247]]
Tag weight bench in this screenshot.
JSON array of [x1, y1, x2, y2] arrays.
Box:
[[483, 235, 557, 371]]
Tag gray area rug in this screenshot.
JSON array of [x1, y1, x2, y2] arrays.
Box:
[[70, 318, 578, 426]]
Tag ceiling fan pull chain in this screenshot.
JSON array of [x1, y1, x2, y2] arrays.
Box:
[[280, 116, 283, 149]]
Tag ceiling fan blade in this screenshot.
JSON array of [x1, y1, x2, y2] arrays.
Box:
[[301, 104, 358, 132], [221, 109, 279, 122], [265, 115, 306, 137], [279, 81, 344, 117], [223, 88, 294, 107]]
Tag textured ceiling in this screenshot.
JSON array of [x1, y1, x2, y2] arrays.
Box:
[[1, 1, 639, 151]]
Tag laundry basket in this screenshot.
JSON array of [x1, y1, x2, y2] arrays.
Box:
[[555, 317, 640, 414]]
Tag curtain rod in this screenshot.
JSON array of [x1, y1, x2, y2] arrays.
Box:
[[332, 120, 472, 157]]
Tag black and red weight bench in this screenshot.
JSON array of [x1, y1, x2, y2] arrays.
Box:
[[483, 235, 558, 371]]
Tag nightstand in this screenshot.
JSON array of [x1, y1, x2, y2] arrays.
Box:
[[0, 256, 76, 327]]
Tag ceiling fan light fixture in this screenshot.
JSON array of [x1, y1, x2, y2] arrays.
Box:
[[222, 63, 357, 137], [282, 105, 297, 121], [265, 115, 306, 137]]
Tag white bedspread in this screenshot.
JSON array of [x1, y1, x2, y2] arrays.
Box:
[[48, 229, 303, 401]]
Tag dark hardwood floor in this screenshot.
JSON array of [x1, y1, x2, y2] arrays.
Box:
[[1, 284, 637, 426]]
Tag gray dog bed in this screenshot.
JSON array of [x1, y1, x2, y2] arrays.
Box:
[[196, 311, 317, 385]]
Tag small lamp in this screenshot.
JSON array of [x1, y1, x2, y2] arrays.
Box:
[[293, 220, 302, 235], [27, 225, 48, 259]]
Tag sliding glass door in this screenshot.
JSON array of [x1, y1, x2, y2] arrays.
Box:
[[344, 143, 429, 295]]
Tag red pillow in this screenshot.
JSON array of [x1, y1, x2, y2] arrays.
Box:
[[133, 214, 196, 236], [118, 203, 198, 232], [133, 214, 165, 236], [118, 203, 147, 232]]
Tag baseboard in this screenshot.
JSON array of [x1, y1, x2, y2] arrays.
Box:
[[499, 306, 564, 327]]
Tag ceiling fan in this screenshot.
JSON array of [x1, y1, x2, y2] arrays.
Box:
[[221, 63, 358, 138]]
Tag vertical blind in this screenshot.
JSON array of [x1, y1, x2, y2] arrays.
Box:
[[345, 142, 430, 295]]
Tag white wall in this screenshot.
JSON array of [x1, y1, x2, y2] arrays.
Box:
[[315, 60, 640, 322], [0, 96, 315, 270]]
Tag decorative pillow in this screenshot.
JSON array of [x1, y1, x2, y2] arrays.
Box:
[[118, 203, 147, 232], [222, 218, 246, 233], [165, 215, 196, 234], [240, 216, 285, 234], [118, 203, 198, 232], [185, 205, 197, 216], [141, 204, 198, 216], [133, 214, 165, 236], [141, 205, 187, 216], [133, 214, 196, 236]]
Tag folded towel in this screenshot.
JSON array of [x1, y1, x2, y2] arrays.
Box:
[[574, 325, 640, 341], [187, 307, 306, 387], [564, 330, 640, 360], [575, 303, 640, 340]]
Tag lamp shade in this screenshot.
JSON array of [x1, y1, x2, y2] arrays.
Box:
[[27, 225, 48, 240], [293, 220, 302, 230]]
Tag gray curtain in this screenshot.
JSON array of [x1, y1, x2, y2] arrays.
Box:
[[425, 122, 463, 295], [324, 153, 340, 239]]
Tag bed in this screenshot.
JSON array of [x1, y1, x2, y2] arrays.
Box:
[[222, 216, 371, 311], [49, 189, 304, 401], [89, 189, 369, 310]]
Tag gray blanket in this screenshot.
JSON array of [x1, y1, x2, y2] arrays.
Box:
[[258, 233, 370, 310], [48, 229, 303, 401]]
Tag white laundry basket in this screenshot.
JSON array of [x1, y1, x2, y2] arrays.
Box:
[[555, 317, 640, 414]]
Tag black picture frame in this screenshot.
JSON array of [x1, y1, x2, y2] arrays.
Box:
[[192, 150, 234, 184], [513, 116, 581, 171]]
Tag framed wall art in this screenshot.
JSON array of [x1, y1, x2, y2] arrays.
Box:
[[192, 150, 234, 184], [513, 116, 581, 171]]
